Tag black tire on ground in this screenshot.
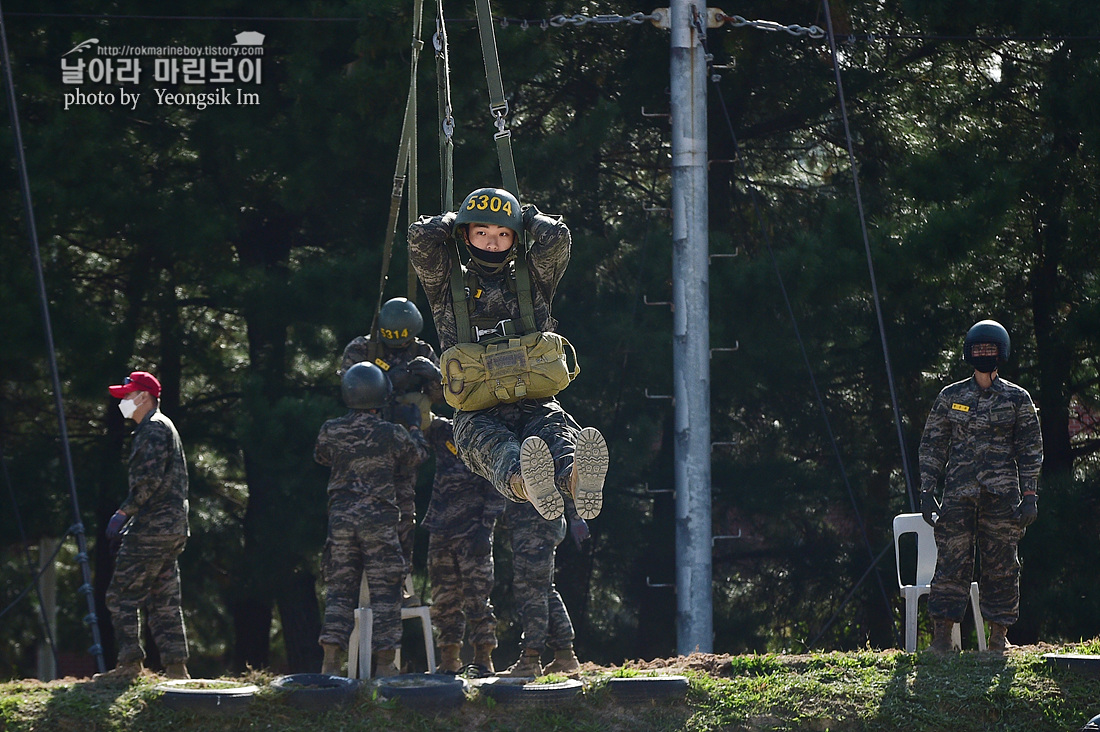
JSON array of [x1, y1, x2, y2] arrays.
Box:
[[1043, 653, 1100, 678], [606, 675, 689, 703], [374, 673, 467, 712], [155, 679, 259, 713], [271, 673, 359, 710], [477, 678, 584, 705]]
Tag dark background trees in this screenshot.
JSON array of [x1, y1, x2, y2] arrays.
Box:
[[1, 0, 1097, 678]]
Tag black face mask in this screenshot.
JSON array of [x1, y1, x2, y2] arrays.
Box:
[[466, 244, 512, 273], [971, 356, 999, 374]]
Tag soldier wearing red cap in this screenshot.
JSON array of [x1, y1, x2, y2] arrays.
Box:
[[97, 371, 191, 681]]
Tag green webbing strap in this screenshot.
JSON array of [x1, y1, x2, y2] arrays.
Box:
[[370, 0, 425, 336], [407, 3, 422, 299], [447, 238, 473, 343], [434, 0, 454, 212], [514, 250, 536, 334], [473, 0, 520, 198]]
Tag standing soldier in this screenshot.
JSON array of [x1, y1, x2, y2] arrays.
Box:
[[340, 297, 443, 596], [919, 319, 1043, 653], [408, 188, 608, 523], [315, 362, 427, 676], [498, 498, 588, 677], [422, 415, 507, 676], [99, 371, 190, 680]]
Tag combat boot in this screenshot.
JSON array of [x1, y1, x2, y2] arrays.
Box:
[[928, 618, 956, 655], [164, 662, 190, 679], [93, 660, 143, 681], [520, 436, 564, 520], [438, 643, 463, 675], [499, 648, 543, 678], [374, 648, 399, 678], [471, 643, 496, 677], [571, 427, 608, 520], [542, 646, 581, 677], [987, 623, 1015, 653], [321, 643, 343, 675]]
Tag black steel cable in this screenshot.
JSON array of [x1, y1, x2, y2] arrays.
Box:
[[821, 0, 917, 510], [0, 0, 106, 673], [708, 62, 902, 652]]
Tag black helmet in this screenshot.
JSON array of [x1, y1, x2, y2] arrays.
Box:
[[341, 362, 391, 409], [378, 297, 423, 348], [1080, 713, 1100, 731], [964, 319, 1011, 374]]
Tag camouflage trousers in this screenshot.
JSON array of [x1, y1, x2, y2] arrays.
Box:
[[504, 501, 574, 651], [427, 532, 498, 647], [396, 475, 416, 566], [319, 502, 406, 650], [453, 398, 581, 502], [105, 534, 189, 665], [929, 489, 1024, 627]]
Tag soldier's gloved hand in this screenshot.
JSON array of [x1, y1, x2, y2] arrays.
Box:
[[393, 403, 421, 430], [1014, 494, 1038, 528], [105, 511, 128, 540], [521, 203, 540, 231], [920, 491, 940, 528], [569, 517, 590, 549], [408, 356, 442, 384]]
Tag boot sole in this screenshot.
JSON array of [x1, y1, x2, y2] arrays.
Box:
[[573, 427, 607, 520], [520, 436, 563, 520]]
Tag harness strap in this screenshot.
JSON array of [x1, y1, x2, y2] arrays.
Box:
[[473, 0, 520, 198], [447, 239, 537, 344]]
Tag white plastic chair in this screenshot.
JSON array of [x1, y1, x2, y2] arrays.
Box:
[[893, 512, 986, 652], [347, 574, 436, 679]]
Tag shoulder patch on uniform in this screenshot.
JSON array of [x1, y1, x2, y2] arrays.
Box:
[[951, 403, 970, 412], [374, 358, 391, 371], [445, 440, 458, 455]]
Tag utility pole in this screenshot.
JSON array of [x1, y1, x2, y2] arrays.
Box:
[[669, 0, 712, 654]]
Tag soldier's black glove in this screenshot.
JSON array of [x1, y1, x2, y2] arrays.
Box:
[[569, 517, 590, 549], [1014, 494, 1038, 528], [920, 491, 940, 528], [521, 203, 540, 231], [407, 356, 442, 384], [392, 403, 421, 430], [106, 511, 128, 540]]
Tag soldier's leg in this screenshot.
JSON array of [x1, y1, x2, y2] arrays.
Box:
[[363, 524, 407, 653], [928, 493, 979, 622], [395, 473, 417, 568], [428, 534, 466, 646], [459, 536, 498, 649], [105, 540, 163, 665], [453, 408, 523, 500], [525, 401, 607, 520], [509, 509, 563, 653], [144, 537, 189, 665], [318, 514, 364, 647], [977, 491, 1024, 627]]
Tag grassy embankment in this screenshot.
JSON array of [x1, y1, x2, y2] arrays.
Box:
[[2, 644, 1098, 731]]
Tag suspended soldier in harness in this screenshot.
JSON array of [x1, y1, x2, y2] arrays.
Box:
[[408, 187, 608, 523]]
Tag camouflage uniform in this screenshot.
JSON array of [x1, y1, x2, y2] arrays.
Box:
[[106, 408, 190, 666], [339, 335, 443, 565], [315, 409, 428, 650], [408, 210, 582, 499], [919, 376, 1043, 627], [423, 416, 507, 647], [501, 498, 576, 653]]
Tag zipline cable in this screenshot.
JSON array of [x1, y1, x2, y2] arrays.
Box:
[[708, 60, 902, 652], [821, 0, 917, 511], [0, 0, 106, 673]]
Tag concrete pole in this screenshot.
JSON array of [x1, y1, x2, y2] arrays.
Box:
[[36, 537, 59, 681], [669, 0, 712, 654]]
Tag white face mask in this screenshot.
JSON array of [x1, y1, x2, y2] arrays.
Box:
[[118, 396, 139, 420]]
